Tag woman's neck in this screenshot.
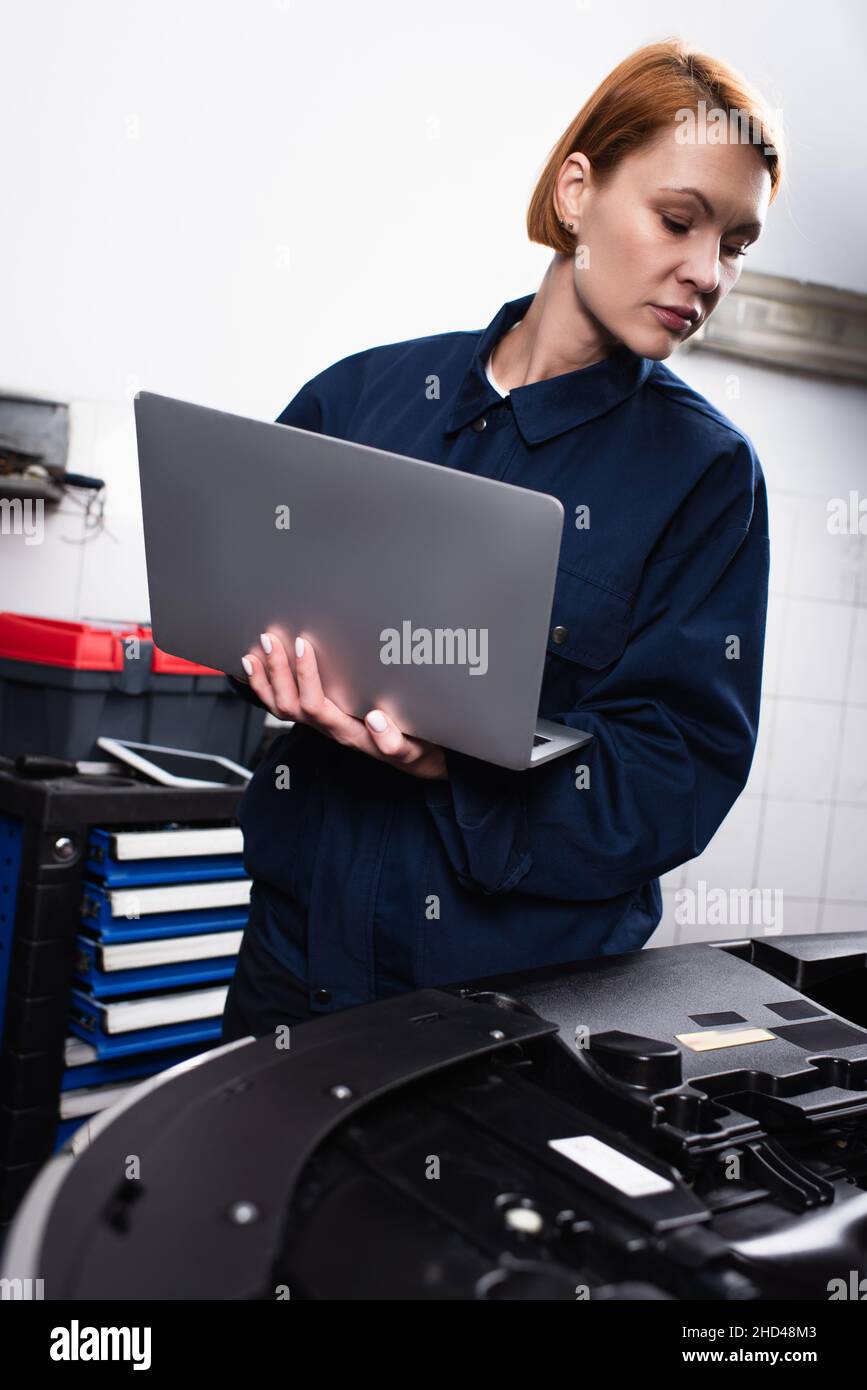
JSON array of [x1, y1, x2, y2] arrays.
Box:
[[490, 255, 621, 391]]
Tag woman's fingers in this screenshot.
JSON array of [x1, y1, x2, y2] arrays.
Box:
[[239, 651, 284, 718], [240, 635, 447, 776], [242, 632, 361, 744], [363, 708, 448, 779], [293, 635, 365, 743], [256, 630, 301, 717], [239, 632, 299, 720], [364, 708, 407, 758]]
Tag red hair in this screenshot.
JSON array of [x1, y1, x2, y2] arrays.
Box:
[[527, 37, 784, 254]]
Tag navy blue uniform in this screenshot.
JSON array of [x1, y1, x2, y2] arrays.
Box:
[[222, 290, 769, 1035]]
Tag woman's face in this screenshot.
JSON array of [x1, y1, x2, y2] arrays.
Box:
[[559, 124, 772, 359]]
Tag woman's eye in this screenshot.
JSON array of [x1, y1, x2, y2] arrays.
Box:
[[661, 215, 748, 258]]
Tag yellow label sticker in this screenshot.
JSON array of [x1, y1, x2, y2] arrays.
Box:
[[675, 1027, 776, 1052]]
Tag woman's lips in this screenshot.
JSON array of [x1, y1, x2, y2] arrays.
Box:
[[650, 305, 691, 332]]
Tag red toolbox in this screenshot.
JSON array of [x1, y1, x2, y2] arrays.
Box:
[[0, 613, 265, 767]]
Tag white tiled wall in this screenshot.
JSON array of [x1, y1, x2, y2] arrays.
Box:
[[654, 352, 867, 948], [0, 399, 149, 627]]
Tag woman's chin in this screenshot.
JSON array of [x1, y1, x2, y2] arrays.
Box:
[[620, 328, 679, 361]]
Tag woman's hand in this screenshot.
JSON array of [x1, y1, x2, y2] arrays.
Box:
[[241, 632, 449, 782]]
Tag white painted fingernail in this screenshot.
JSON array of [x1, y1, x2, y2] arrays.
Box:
[[366, 710, 387, 731], [260, 632, 272, 654], [241, 656, 253, 675], [295, 637, 305, 658]]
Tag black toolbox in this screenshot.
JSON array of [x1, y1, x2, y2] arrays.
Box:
[[0, 757, 247, 1234]]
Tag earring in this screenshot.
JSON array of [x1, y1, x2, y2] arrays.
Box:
[[558, 218, 575, 232]]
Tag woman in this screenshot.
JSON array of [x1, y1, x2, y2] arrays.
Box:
[[221, 37, 781, 1043]]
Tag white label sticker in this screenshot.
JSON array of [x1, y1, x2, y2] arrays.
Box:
[[547, 1134, 674, 1198]]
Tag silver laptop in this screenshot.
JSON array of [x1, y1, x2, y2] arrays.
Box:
[[134, 391, 593, 771]]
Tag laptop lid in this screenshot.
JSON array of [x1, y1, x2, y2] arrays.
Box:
[[134, 391, 564, 769]]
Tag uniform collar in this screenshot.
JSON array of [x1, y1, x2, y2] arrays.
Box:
[[443, 291, 656, 445]]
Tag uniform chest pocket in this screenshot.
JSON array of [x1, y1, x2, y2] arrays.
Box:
[[543, 565, 634, 699]]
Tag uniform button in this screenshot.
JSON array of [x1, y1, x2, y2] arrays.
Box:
[[551, 625, 568, 644], [471, 415, 487, 431], [314, 988, 332, 1004]]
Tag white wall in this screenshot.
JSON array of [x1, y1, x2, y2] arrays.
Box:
[[2, 0, 865, 943], [2, 0, 865, 410]]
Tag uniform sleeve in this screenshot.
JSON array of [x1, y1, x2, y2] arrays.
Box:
[[421, 445, 770, 900], [274, 376, 326, 432]]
